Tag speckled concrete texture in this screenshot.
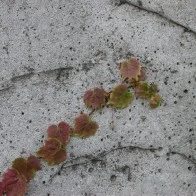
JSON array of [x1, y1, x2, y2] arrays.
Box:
[[0, 0, 195, 195]]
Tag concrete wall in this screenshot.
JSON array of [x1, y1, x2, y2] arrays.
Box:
[[0, 0, 195, 195]]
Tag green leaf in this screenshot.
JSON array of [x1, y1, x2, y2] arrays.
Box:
[[149, 94, 162, 109], [12, 158, 27, 178], [134, 81, 150, 99], [135, 82, 159, 99], [108, 84, 133, 109]]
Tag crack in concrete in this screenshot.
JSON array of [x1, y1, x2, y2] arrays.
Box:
[[0, 85, 14, 93], [0, 67, 74, 94], [117, 0, 196, 36], [49, 145, 163, 182], [11, 72, 35, 82], [49, 145, 196, 182], [170, 151, 196, 166], [43, 67, 74, 81]]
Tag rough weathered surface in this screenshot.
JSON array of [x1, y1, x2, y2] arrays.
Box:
[[123, 0, 196, 32], [0, 0, 195, 195]]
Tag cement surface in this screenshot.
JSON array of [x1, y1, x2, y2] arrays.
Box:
[[0, 0, 195, 195]]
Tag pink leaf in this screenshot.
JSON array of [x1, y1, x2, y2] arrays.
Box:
[[37, 138, 66, 165], [73, 114, 99, 138], [27, 155, 42, 172], [120, 58, 141, 81], [139, 68, 147, 81], [1, 169, 28, 196], [83, 88, 107, 109], [12, 156, 41, 182], [0, 182, 3, 196], [47, 121, 70, 145]]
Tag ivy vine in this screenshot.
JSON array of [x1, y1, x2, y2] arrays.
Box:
[[0, 58, 162, 195]]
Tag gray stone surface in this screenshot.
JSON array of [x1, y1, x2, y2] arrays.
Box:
[[124, 0, 196, 32], [0, 0, 195, 195]]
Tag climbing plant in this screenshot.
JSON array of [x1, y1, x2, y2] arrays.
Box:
[[0, 58, 162, 195]]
